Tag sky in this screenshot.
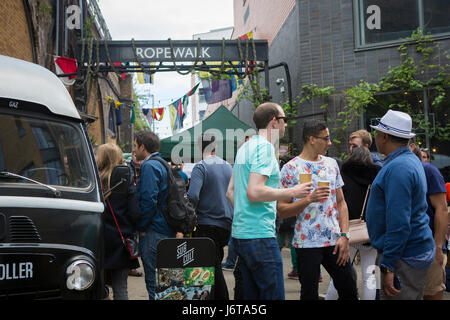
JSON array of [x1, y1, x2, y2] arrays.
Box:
[[97, 0, 234, 137]]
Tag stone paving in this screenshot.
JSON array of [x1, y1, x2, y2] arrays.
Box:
[[124, 246, 450, 300]]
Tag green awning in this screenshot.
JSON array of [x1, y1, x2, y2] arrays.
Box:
[[160, 105, 255, 163]]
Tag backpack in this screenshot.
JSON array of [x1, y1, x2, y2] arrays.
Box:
[[148, 157, 197, 235]]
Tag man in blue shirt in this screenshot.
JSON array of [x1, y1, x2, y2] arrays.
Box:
[[409, 141, 448, 300], [366, 110, 435, 300], [134, 131, 182, 299], [187, 133, 233, 300]]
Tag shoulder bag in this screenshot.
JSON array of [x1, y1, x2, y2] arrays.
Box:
[[348, 184, 371, 245], [106, 198, 140, 259]]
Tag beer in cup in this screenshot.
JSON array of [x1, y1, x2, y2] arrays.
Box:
[[317, 180, 330, 202], [299, 173, 312, 184], [317, 181, 329, 187]]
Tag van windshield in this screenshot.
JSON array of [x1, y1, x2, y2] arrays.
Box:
[[0, 114, 93, 189]]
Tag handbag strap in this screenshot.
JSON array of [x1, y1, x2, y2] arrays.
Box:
[[360, 184, 371, 220], [106, 197, 125, 244]]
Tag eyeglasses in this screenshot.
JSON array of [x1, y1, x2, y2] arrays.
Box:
[[313, 136, 331, 142], [275, 116, 287, 121]]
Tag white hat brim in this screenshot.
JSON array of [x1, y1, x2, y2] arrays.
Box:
[[370, 124, 416, 139]]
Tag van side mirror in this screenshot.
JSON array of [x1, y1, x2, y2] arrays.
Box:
[[103, 165, 130, 199]]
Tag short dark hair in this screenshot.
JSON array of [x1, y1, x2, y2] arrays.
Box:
[[198, 133, 216, 154], [388, 134, 410, 146], [253, 102, 280, 130], [135, 131, 160, 154], [302, 119, 328, 143]]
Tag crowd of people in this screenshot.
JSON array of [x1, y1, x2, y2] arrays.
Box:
[[94, 102, 449, 301]]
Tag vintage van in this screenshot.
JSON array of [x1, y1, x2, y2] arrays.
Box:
[[0, 55, 106, 299]]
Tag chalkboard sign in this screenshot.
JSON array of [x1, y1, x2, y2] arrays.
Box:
[[155, 237, 216, 300]]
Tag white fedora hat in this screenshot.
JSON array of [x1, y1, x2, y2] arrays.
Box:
[[370, 110, 416, 139]]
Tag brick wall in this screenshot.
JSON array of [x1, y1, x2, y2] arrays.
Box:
[[0, 0, 33, 62], [119, 74, 134, 152], [233, 0, 296, 44]]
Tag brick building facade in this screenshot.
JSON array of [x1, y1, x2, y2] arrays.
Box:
[[0, 0, 134, 151]]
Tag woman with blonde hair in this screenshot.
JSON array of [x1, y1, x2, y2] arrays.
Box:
[[96, 143, 141, 300]]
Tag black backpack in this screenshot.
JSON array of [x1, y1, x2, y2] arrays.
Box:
[[148, 157, 197, 235]]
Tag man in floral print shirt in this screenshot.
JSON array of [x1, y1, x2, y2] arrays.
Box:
[[277, 119, 358, 300]]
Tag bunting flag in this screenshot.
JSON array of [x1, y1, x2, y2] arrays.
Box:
[[152, 108, 164, 121], [166, 83, 201, 131], [113, 62, 127, 80], [200, 79, 232, 104], [169, 104, 178, 132], [174, 112, 183, 132], [198, 60, 242, 105], [141, 105, 151, 116], [170, 98, 184, 131], [54, 56, 77, 86], [136, 62, 156, 84], [187, 82, 200, 96], [239, 31, 254, 72], [130, 105, 135, 124], [105, 96, 135, 125], [168, 99, 184, 132], [106, 96, 115, 105], [239, 31, 253, 40], [114, 102, 123, 126]]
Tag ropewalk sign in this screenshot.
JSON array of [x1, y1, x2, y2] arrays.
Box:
[[77, 39, 269, 63]]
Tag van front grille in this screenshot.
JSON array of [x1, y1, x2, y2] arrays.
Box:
[[8, 216, 41, 243]]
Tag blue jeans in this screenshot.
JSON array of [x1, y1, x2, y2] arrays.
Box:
[[232, 237, 285, 300], [224, 237, 237, 267], [139, 229, 170, 300]]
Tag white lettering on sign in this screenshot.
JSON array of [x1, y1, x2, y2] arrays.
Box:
[[176, 241, 195, 266], [136, 47, 212, 59], [0, 262, 33, 280], [66, 5, 81, 30], [8, 101, 19, 109], [366, 5, 381, 30]]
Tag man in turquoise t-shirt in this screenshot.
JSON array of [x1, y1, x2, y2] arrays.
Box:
[[226, 102, 312, 300]]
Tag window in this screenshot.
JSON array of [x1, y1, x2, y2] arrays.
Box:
[[423, 0, 450, 35], [0, 114, 94, 189], [355, 0, 450, 48]]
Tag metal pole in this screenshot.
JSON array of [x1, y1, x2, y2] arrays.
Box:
[[423, 88, 430, 152], [80, 0, 84, 40], [55, 0, 60, 56], [265, 61, 270, 96]]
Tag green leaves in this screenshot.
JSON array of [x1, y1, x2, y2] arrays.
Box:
[[293, 28, 449, 153]]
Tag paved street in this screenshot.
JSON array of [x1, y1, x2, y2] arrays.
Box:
[[122, 246, 450, 300]]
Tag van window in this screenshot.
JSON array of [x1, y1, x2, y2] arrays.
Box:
[[0, 114, 93, 189]]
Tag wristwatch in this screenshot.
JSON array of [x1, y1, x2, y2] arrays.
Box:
[[340, 232, 351, 240], [379, 264, 393, 274]]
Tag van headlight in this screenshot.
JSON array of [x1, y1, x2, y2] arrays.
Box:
[[66, 260, 95, 291]]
